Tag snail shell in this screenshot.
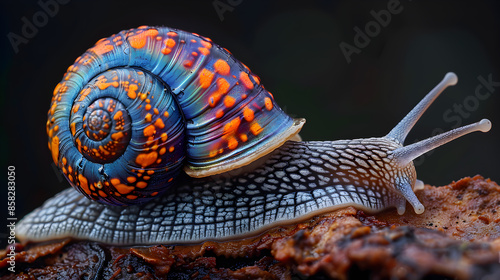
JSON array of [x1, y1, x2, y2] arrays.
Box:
[[47, 26, 304, 206]]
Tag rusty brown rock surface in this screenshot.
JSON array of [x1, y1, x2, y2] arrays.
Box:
[[1, 176, 500, 279]]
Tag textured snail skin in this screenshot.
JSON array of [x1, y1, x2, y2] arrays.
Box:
[[17, 139, 416, 245]]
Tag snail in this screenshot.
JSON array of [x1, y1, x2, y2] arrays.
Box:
[[17, 26, 491, 245]]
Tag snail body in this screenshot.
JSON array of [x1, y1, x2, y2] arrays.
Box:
[[17, 26, 491, 245]]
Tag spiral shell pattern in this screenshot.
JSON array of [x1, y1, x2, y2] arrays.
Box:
[[47, 26, 303, 206]]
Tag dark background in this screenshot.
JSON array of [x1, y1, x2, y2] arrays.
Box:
[[1, 0, 499, 247]]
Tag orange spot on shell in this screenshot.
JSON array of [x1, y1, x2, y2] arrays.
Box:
[[95, 78, 119, 90], [216, 109, 224, 118], [115, 184, 134, 194], [208, 78, 230, 107], [113, 110, 123, 120], [264, 97, 273, 111], [161, 133, 168, 142], [201, 40, 212, 49], [164, 38, 176, 48], [127, 177, 137, 183], [78, 174, 90, 195], [91, 40, 114, 56], [243, 107, 254, 122], [199, 69, 214, 89], [198, 47, 210, 56], [72, 104, 80, 114], [250, 122, 263, 136], [240, 72, 253, 89], [169, 146, 175, 152], [240, 134, 248, 142], [127, 84, 138, 99], [53, 83, 62, 95], [224, 96, 236, 108], [136, 181, 148, 188], [143, 125, 156, 137], [214, 59, 230, 75], [161, 48, 172, 55], [136, 151, 158, 167], [208, 95, 220, 107], [68, 122, 74, 135], [78, 88, 91, 102], [252, 75, 260, 85], [223, 118, 241, 134], [126, 195, 138, 200], [129, 29, 159, 49], [154, 118, 165, 129], [111, 132, 124, 141], [50, 136, 59, 165], [209, 150, 218, 157], [227, 137, 238, 150]]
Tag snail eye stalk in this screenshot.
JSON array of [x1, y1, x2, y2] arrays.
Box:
[[385, 72, 491, 166], [393, 119, 491, 167], [386, 72, 458, 144]]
